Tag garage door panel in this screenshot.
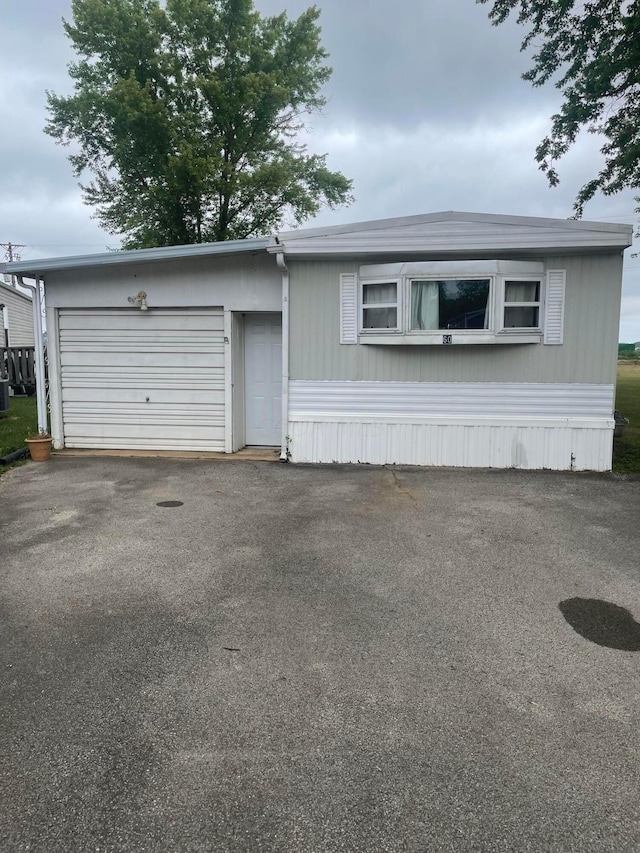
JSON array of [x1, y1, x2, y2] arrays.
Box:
[[59, 308, 226, 451], [60, 366, 223, 384], [61, 377, 224, 392], [63, 424, 225, 440], [59, 339, 224, 353], [59, 311, 225, 332], [59, 324, 225, 341], [60, 352, 225, 369], [63, 438, 225, 451], [62, 387, 225, 405], [59, 331, 223, 347], [63, 404, 225, 420]]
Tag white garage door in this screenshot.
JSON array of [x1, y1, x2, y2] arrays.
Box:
[[59, 309, 225, 451]]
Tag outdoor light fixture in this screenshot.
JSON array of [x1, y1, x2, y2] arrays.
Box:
[[128, 291, 148, 311]]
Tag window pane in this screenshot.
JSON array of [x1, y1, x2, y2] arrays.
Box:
[[505, 280, 540, 302], [363, 282, 397, 304], [411, 279, 490, 330], [363, 307, 397, 329], [504, 306, 539, 328], [410, 280, 440, 329]]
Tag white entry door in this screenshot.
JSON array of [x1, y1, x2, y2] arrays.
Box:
[[244, 313, 282, 446]]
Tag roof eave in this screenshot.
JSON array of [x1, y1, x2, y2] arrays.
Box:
[[6, 237, 271, 277], [269, 211, 634, 246], [269, 233, 633, 258]]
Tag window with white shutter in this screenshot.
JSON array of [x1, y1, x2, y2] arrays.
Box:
[[341, 261, 560, 345]]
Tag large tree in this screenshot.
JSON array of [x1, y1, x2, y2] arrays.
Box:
[[478, 0, 640, 215], [46, 0, 352, 248]]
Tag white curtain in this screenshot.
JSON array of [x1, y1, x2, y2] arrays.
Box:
[[411, 281, 440, 330], [364, 283, 397, 304], [363, 283, 398, 328], [505, 282, 531, 302], [504, 281, 537, 328]]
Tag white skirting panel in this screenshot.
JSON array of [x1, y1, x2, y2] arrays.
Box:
[[287, 420, 613, 470], [288, 381, 615, 471]]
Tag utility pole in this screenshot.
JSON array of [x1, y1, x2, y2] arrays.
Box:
[[0, 243, 27, 289]]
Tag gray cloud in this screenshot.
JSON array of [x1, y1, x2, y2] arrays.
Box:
[[0, 0, 637, 338], [258, 0, 560, 125]]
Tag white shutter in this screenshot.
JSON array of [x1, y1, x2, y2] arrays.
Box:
[[544, 270, 565, 345], [340, 273, 358, 344]]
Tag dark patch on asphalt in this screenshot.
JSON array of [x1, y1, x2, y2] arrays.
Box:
[[559, 598, 640, 651], [156, 500, 184, 507]]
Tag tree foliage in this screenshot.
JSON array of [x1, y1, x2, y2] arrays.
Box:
[[478, 0, 640, 214], [46, 0, 352, 248]]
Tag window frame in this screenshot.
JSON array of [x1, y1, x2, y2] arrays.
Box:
[[356, 260, 547, 345], [360, 277, 401, 333], [406, 276, 495, 336], [499, 276, 543, 333]]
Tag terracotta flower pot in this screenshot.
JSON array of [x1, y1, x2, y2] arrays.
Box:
[[25, 436, 53, 462]]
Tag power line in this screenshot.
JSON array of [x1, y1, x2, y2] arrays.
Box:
[[0, 243, 27, 288], [0, 242, 26, 262]]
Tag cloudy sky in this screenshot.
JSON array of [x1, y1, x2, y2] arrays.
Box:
[[1, 0, 638, 339]]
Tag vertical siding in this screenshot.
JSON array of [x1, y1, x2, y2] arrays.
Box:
[[0, 283, 34, 347], [288, 254, 623, 385], [288, 421, 613, 471]]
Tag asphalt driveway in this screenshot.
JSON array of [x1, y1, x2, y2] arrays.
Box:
[[2, 457, 640, 852]]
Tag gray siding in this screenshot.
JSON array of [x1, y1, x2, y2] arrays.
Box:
[[0, 282, 34, 347], [45, 252, 281, 312], [288, 254, 623, 385]]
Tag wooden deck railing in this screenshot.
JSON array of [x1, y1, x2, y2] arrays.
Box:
[[0, 346, 44, 390]]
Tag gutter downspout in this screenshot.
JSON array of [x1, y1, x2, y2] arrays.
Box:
[[276, 251, 289, 462], [0, 304, 7, 381], [0, 302, 7, 358], [18, 275, 48, 435]]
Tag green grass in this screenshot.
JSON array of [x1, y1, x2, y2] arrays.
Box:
[[0, 395, 38, 476], [613, 363, 640, 473]]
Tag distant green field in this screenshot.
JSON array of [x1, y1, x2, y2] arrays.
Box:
[[0, 395, 37, 476], [613, 364, 640, 473]]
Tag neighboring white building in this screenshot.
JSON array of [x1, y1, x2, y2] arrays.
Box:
[[0, 279, 34, 348], [7, 211, 633, 471]]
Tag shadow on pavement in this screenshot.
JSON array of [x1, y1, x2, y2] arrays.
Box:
[[559, 597, 640, 651]]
